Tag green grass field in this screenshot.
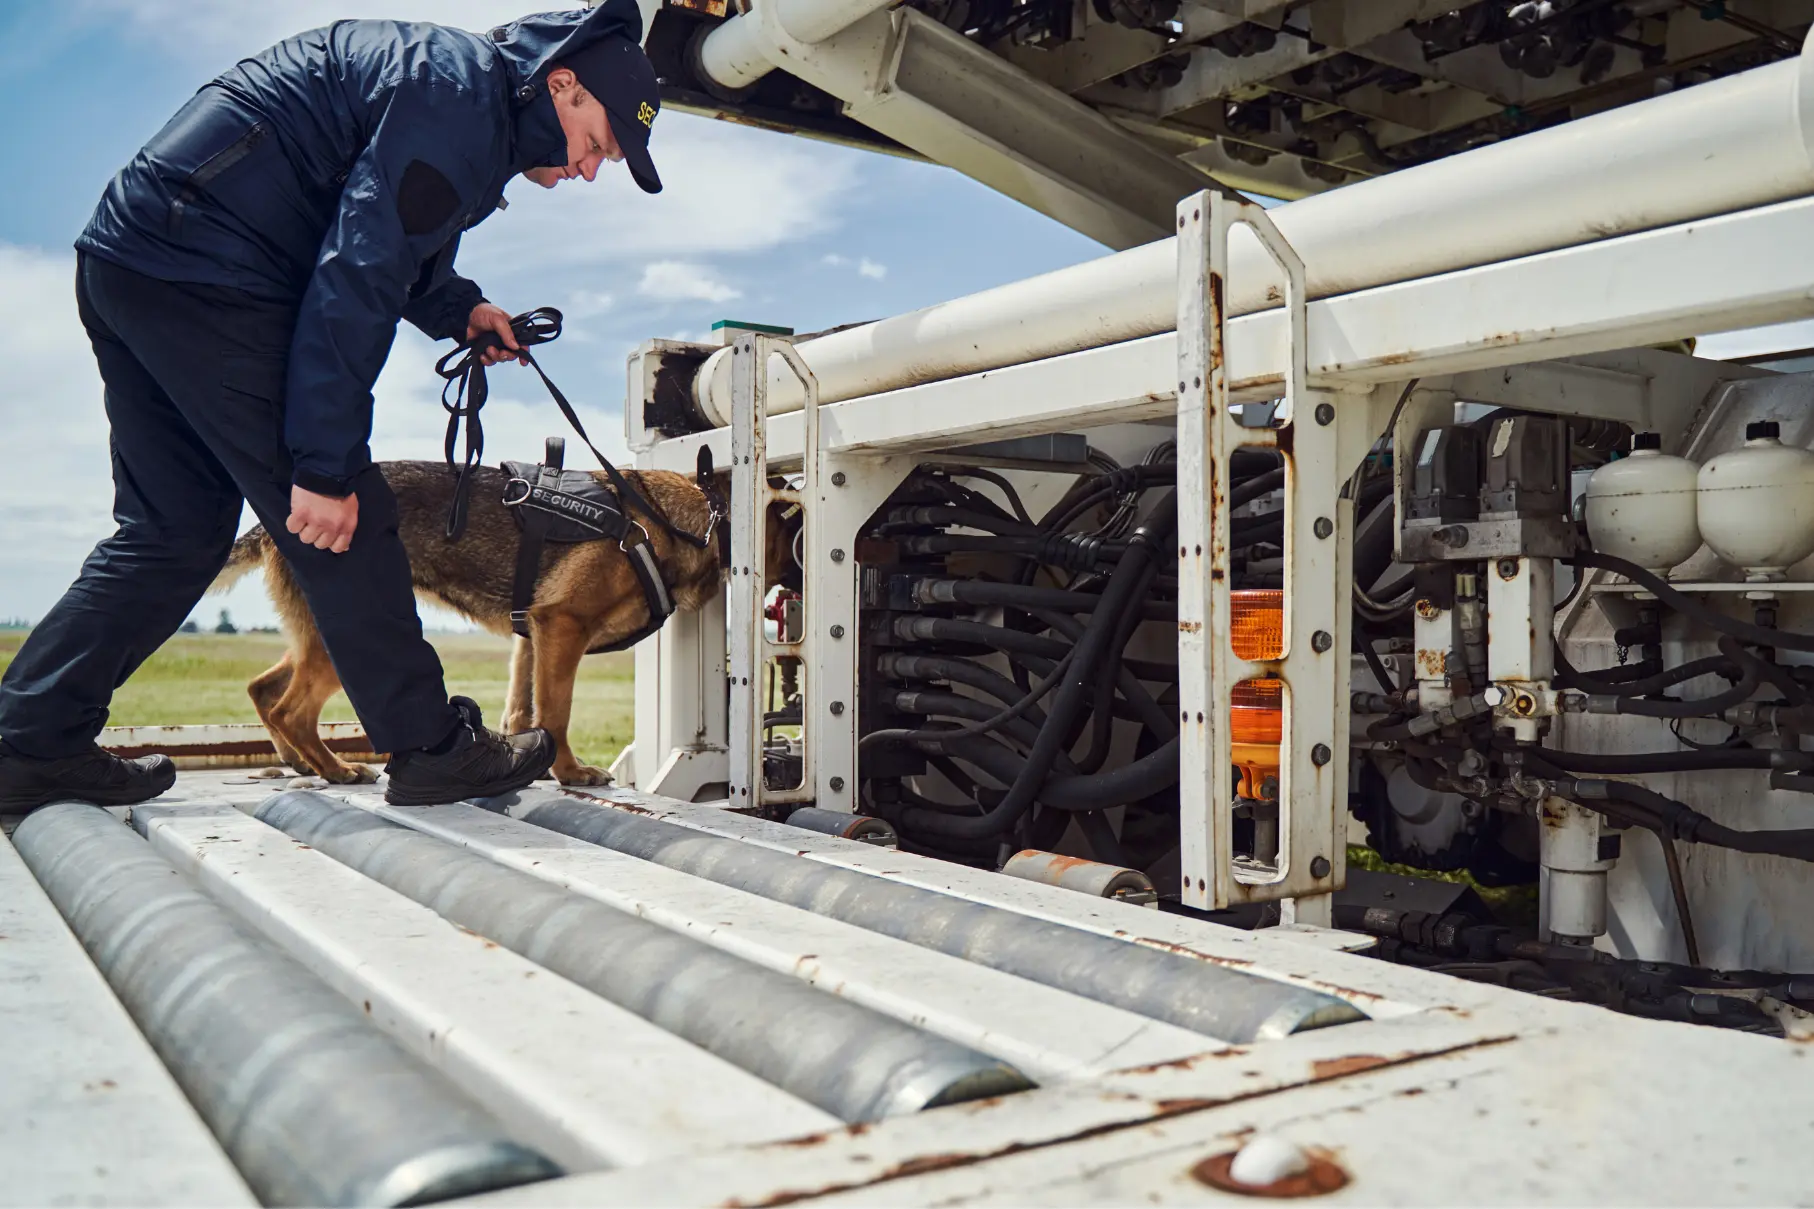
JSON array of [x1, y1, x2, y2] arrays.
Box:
[[0, 630, 635, 769]]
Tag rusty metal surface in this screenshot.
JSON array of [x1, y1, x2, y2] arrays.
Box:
[[98, 721, 378, 768]]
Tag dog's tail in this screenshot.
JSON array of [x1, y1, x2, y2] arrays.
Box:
[[210, 527, 270, 595]]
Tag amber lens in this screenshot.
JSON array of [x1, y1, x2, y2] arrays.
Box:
[[1231, 590, 1285, 661], [1230, 677, 1283, 744]]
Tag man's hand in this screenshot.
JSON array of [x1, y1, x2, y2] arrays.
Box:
[[287, 485, 359, 554], [466, 302, 525, 366]]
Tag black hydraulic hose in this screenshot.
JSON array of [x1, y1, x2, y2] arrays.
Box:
[[903, 534, 1128, 572], [1228, 467, 1286, 510], [925, 734, 1183, 813], [957, 468, 1034, 526], [884, 506, 1041, 537], [900, 493, 1177, 839], [1592, 637, 1758, 718], [891, 691, 1062, 761], [1575, 552, 1814, 652], [891, 615, 1179, 686], [1037, 465, 1178, 533], [1523, 758, 1814, 864], [1019, 607, 1176, 739], [1534, 746, 1814, 774], [881, 653, 1059, 727], [915, 579, 1176, 620], [1555, 647, 1734, 697]]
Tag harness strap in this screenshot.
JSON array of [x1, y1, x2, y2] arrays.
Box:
[[437, 307, 709, 550], [509, 437, 564, 639]]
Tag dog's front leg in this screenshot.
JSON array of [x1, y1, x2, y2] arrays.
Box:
[[502, 634, 535, 735], [528, 611, 611, 785]]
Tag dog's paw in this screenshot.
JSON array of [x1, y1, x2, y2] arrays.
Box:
[[322, 762, 380, 785], [555, 763, 614, 787]]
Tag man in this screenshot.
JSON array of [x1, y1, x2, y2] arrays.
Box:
[[0, 1, 665, 811]]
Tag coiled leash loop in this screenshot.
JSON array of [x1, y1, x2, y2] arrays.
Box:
[[434, 306, 711, 550]]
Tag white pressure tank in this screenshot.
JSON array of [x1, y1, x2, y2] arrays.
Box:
[[1584, 433, 1701, 576], [1697, 420, 1814, 580]]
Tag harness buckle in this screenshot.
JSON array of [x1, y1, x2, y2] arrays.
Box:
[[501, 477, 533, 507], [620, 519, 652, 553]]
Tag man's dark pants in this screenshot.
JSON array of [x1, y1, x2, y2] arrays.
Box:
[[0, 254, 457, 759]]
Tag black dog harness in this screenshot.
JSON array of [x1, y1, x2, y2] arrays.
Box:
[[436, 307, 725, 652]]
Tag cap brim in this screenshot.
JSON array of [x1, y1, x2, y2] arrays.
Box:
[[607, 109, 662, 194]]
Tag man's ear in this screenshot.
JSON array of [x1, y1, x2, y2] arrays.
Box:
[[545, 66, 578, 97]]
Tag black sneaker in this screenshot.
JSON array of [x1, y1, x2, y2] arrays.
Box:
[[0, 741, 177, 812], [383, 696, 555, 806]]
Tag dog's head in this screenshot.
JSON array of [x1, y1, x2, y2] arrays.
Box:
[[692, 448, 802, 593]]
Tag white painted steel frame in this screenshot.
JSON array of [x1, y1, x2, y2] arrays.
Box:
[[1175, 192, 1351, 915], [643, 196, 1814, 475], [729, 333, 820, 809]]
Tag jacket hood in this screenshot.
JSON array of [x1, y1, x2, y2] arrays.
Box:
[[488, 1, 647, 95]]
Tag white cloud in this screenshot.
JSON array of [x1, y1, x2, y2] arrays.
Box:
[[822, 252, 887, 280], [637, 261, 740, 304], [564, 289, 616, 318]]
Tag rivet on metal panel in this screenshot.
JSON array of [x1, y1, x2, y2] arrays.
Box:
[[830, 625, 845, 639], [1496, 557, 1521, 580], [1414, 599, 1440, 620], [831, 472, 846, 487], [1311, 631, 1333, 653], [830, 702, 846, 716], [1313, 517, 1333, 540], [831, 548, 846, 563], [1314, 403, 1335, 427], [1193, 1138, 1349, 1199], [1310, 856, 1331, 878], [829, 776, 845, 792], [1311, 744, 1332, 766]]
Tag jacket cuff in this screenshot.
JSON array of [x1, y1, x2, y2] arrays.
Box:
[[292, 468, 355, 498]]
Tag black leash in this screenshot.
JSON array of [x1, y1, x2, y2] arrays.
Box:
[[434, 306, 712, 549]]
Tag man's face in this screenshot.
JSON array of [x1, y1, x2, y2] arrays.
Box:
[[524, 67, 624, 189]]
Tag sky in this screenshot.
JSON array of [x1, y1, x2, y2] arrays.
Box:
[[0, 0, 1101, 629], [0, 1, 1802, 632]]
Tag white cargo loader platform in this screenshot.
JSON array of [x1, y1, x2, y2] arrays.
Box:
[[4, 769, 1811, 1206]]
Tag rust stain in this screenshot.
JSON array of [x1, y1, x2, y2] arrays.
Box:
[[1275, 424, 1294, 459], [1154, 1097, 1220, 1114], [1122, 1046, 1250, 1075], [883, 1153, 975, 1179], [1179, 620, 1203, 634], [1310, 1054, 1392, 1080], [1377, 350, 1416, 366], [1415, 649, 1447, 678], [1128, 935, 1256, 970], [1192, 1149, 1350, 1198]]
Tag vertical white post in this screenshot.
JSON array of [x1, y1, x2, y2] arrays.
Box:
[[1177, 190, 1347, 919]]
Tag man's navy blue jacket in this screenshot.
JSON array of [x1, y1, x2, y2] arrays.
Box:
[[77, 2, 642, 498]]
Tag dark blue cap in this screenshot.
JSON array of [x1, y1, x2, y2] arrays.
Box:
[[561, 33, 662, 193]]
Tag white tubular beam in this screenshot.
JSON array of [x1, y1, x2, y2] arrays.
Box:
[[133, 803, 839, 1170], [655, 194, 1814, 474], [698, 0, 897, 90], [692, 49, 1814, 426], [0, 826, 253, 1207], [362, 800, 1228, 1081]]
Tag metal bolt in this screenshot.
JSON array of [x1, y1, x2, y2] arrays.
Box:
[[1415, 598, 1440, 620], [1314, 402, 1335, 426], [1313, 516, 1333, 539], [828, 776, 845, 792], [830, 548, 846, 563], [1311, 630, 1333, 653], [829, 701, 845, 716], [1497, 557, 1521, 580], [1310, 856, 1332, 879], [1311, 743, 1332, 767], [829, 624, 845, 639], [831, 471, 846, 487]]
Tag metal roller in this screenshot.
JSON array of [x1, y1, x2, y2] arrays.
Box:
[[503, 791, 1365, 1041], [251, 791, 1032, 1121], [10, 802, 559, 1208]]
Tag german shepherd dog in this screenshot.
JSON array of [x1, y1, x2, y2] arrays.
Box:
[[215, 459, 784, 787]]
